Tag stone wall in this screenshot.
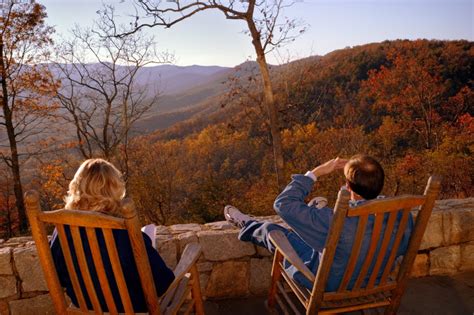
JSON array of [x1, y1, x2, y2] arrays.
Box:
[[0, 198, 473, 314]]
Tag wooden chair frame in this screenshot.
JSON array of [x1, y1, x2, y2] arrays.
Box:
[[267, 175, 441, 315], [25, 190, 205, 315]]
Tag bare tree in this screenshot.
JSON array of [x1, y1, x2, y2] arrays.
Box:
[[0, 2, 58, 232], [102, 0, 306, 189], [54, 14, 171, 180]]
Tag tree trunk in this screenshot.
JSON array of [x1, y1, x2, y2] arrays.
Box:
[[121, 98, 130, 183], [0, 39, 27, 233], [246, 19, 286, 190]]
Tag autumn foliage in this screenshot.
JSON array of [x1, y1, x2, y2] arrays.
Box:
[[120, 40, 472, 224], [1, 38, 472, 236]]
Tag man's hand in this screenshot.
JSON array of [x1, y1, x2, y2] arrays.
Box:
[[311, 157, 348, 178]]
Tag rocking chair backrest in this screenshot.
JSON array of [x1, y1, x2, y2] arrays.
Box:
[[25, 190, 161, 315], [307, 175, 441, 314]]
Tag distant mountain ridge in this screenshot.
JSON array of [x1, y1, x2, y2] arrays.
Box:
[[136, 64, 231, 95], [136, 60, 267, 132], [48, 62, 236, 133]]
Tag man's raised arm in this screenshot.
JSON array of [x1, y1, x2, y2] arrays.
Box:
[[273, 158, 347, 250]]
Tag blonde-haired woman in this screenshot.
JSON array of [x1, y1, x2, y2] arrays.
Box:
[[50, 158, 175, 312]]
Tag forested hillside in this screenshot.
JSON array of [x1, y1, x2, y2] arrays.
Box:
[[121, 39, 473, 224], [24, 39, 474, 228]]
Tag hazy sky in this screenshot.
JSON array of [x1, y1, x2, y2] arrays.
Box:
[[41, 0, 473, 67]]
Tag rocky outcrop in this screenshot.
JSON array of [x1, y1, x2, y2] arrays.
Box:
[[0, 198, 472, 314]]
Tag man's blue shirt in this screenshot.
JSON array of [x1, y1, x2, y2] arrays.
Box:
[[274, 174, 413, 291]]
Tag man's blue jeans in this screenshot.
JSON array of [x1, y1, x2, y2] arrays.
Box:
[[238, 220, 319, 289]]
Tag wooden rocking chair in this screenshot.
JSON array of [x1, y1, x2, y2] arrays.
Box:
[[267, 175, 441, 314], [25, 190, 205, 315]]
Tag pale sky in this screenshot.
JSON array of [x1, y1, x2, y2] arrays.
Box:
[[41, 0, 473, 67]]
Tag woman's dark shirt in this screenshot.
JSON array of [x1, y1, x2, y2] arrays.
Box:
[[50, 227, 175, 312]]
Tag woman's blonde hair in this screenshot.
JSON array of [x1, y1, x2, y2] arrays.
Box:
[[64, 158, 126, 216]]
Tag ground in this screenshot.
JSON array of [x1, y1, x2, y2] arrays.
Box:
[[204, 271, 474, 314]]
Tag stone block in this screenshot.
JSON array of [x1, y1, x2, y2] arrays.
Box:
[[249, 258, 273, 295], [410, 254, 429, 278], [177, 232, 198, 255], [5, 237, 32, 245], [419, 210, 444, 250], [460, 242, 474, 271], [0, 301, 9, 315], [169, 224, 202, 234], [256, 246, 273, 257], [9, 294, 54, 315], [429, 245, 461, 275], [197, 230, 255, 261], [13, 246, 48, 292], [197, 262, 213, 273], [443, 208, 474, 245], [155, 225, 170, 235], [205, 261, 249, 298], [0, 247, 12, 275], [0, 276, 17, 298], [155, 236, 177, 269], [204, 221, 234, 230], [437, 198, 474, 210], [199, 273, 209, 296]]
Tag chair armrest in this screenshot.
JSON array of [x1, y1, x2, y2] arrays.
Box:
[[269, 230, 315, 283], [173, 243, 201, 280], [160, 243, 201, 309]]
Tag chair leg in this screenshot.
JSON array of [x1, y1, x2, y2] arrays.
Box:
[[190, 264, 205, 315], [268, 251, 284, 309]]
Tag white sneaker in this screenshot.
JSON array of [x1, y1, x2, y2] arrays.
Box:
[[224, 205, 252, 228], [308, 197, 328, 209]]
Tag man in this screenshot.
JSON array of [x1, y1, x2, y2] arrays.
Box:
[[224, 155, 413, 291]]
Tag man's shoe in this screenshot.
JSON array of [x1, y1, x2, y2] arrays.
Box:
[[224, 205, 252, 228]]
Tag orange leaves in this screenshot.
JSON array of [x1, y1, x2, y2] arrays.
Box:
[[39, 161, 67, 210], [362, 42, 448, 149]]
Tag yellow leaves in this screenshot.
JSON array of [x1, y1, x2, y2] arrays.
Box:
[[39, 161, 67, 210]]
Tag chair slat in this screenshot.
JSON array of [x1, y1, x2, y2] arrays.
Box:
[[324, 282, 396, 301], [85, 228, 118, 315], [380, 209, 411, 284], [367, 211, 399, 289], [338, 215, 368, 292], [347, 196, 425, 217], [353, 213, 384, 290], [163, 274, 191, 315], [279, 262, 310, 307], [269, 230, 315, 282], [102, 228, 134, 314], [275, 294, 291, 315], [122, 201, 160, 315], [39, 210, 125, 229], [182, 300, 195, 315], [268, 249, 284, 309], [70, 226, 103, 313], [56, 224, 89, 312], [277, 282, 301, 314], [189, 264, 205, 315]]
